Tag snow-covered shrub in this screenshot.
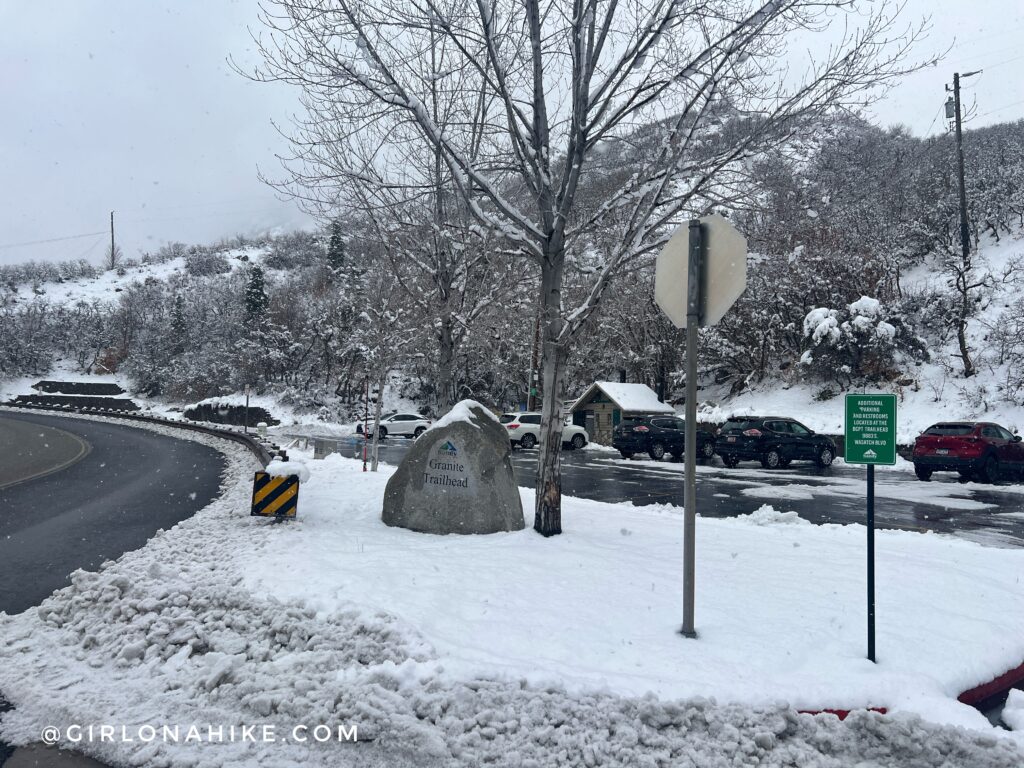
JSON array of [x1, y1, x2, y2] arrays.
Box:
[[184, 247, 231, 276], [799, 296, 926, 384], [263, 231, 324, 270]]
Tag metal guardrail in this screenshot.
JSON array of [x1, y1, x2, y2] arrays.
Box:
[[2, 401, 279, 468]]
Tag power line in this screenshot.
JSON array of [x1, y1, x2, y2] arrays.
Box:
[[0, 230, 108, 251], [977, 98, 1024, 120], [69, 235, 107, 261]]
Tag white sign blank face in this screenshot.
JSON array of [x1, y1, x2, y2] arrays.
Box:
[[654, 214, 748, 329]]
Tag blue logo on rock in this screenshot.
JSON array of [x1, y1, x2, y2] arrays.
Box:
[[441, 440, 458, 455]]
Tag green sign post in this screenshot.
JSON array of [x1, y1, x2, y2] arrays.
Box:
[[845, 394, 897, 465], [844, 393, 897, 664]]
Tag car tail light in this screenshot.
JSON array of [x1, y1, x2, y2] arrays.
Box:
[[507, 424, 519, 430], [743, 429, 762, 437], [633, 426, 650, 432]]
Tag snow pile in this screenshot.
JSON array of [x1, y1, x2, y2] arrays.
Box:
[[1004, 690, 1024, 732], [740, 504, 810, 526], [2, 430, 1024, 765], [265, 459, 310, 483]]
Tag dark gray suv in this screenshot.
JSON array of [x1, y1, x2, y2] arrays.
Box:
[[715, 416, 836, 469]]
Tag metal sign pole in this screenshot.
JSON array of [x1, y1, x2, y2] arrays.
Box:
[[867, 463, 876, 662], [681, 219, 702, 639]]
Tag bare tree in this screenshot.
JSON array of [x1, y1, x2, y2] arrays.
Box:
[[246, 0, 931, 535]]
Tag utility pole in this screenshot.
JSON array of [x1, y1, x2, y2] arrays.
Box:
[[110, 211, 116, 270], [945, 70, 982, 377]]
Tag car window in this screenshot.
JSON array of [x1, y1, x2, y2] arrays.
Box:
[[766, 421, 790, 433], [520, 415, 541, 424], [499, 414, 516, 424], [997, 426, 1015, 440], [651, 418, 675, 429], [721, 419, 758, 432], [789, 422, 811, 436], [982, 426, 1001, 439], [924, 424, 974, 436]]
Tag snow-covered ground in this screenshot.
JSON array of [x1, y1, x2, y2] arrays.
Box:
[[2, 417, 1024, 767]]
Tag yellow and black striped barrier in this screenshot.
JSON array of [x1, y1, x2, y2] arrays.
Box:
[[251, 471, 299, 519]]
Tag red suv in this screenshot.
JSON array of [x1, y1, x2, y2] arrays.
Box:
[[912, 422, 1024, 482]]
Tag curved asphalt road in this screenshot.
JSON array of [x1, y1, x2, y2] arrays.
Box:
[[0, 411, 226, 616]]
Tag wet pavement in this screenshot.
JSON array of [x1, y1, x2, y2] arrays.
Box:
[[312, 435, 1024, 549]]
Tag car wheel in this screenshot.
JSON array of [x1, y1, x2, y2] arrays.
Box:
[[378, 426, 388, 439], [520, 433, 537, 449], [619, 451, 634, 460], [815, 447, 835, 468], [701, 440, 716, 460], [722, 455, 740, 468], [570, 434, 586, 450], [980, 454, 1000, 484], [648, 442, 666, 461], [914, 465, 932, 481], [414, 426, 426, 438], [761, 449, 783, 469]]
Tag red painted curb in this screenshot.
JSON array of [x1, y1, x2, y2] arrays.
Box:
[[799, 658, 1024, 719], [958, 660, 1024, 706]]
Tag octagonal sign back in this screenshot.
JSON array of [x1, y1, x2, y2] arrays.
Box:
[[654, 214, 748, 328]]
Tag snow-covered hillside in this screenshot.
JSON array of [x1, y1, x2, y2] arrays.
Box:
[[699, 232, 1024, 442]]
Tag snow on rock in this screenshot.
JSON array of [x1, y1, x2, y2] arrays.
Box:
[[427, 399, 498, 432], [265, 459, 310, 483]]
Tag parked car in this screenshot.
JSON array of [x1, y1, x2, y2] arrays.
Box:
[[612, 415, 716, 461], [715, 416, 836, 469], [500, 412, 589, 450], [912, 421, 1023, 482], [356, 412, 432, 439]]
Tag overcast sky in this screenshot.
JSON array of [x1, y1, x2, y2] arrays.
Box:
[[1, 0, 1022, 267]]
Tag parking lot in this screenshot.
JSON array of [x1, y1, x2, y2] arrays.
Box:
[[303, 435, 1024, 548]]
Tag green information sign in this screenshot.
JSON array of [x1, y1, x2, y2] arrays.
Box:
[[844, 394, 897, 465]]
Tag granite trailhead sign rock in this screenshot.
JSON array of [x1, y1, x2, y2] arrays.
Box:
[[382, 401, 524, 535]]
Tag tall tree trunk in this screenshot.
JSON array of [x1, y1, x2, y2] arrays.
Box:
[[436, 315, 456, 414], [534, 260, 567, 536], [370, 369, 386, 471]]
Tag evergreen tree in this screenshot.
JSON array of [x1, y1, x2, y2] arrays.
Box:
[[169, 294, 187, 356], [327, 220, 346, 273], [244, 266, 269, 327]]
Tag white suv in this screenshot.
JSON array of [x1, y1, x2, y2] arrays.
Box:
[[500, 412, 589, 450], [357, 412, 432, 439]]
